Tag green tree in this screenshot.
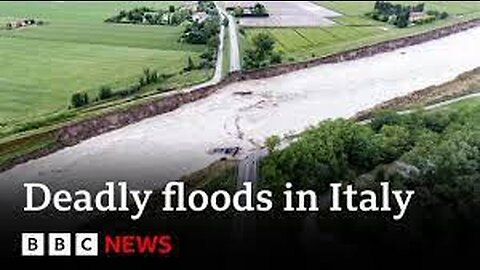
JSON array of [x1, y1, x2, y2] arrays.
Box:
[[252, 3, 268, 16], [260, 119, 380, 192], [233, 6, 244, 17], [168, 5, 175, 24], [144, 13, 154, 24], [183, 16, 220, 45], [379, 125, 413, 163], [413, 3, 425, 12], [395, 11, 410, 28], [222, 17, 229, 27], [265, 135, 281, 153], [71, 92, 89, 108], [370, 110, 403, 132], [143, 68, 152, 84], [403, 128, 480, 183], [270, 51, 283, 64], [185, 56, 195, 71], [127, 10, 143, 23], [98, 86, 113, 100], [243, 32, 281, 69], [252, 32, 275, 54], [439, 11, 449, 19]]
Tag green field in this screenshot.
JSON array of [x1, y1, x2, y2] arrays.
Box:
[[242, 1, 480, 63], [0, 1, 209, 126], [222, 25, 231, 77], [436, 96, 480, 125], [319, 1, 480, 16], [444, 96, 480, 110]]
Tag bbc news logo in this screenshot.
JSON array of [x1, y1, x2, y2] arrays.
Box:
[[22, 233, 98, 256], [21, 233, 173, 256]]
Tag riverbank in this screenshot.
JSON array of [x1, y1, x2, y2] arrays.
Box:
[[241, 1, 480, 64], [1, 18, 480, 173], [354, 67, 480, 120], [155, 76, 480, 197], [2, 20, 480, 246]]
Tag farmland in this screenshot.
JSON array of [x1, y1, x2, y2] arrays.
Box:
[[222, 25, 231, 77], [0, 1, 209, 129], [241, 1, 480, 63]]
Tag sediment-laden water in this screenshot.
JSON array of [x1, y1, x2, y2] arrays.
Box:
[[1, 27, 480, 223]]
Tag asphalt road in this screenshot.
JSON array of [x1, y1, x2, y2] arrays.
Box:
[[232, 148, 267, 247], [227, 13, 241, 72], [237, 148, 268, 188], [212, 3, 226, 82], [216, 2, 241, 72]]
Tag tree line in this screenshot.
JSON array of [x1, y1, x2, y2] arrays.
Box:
[[181, 1, 221, 70], [72, 2, 222, 109], [105, 6, 190, 26], [367, 1, 448, 28], [229, 3, 269, 18], [260, 105, 480, 225], [70, 68, 166, 108]]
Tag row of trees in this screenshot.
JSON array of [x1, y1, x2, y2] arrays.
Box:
[[70, 68, 164, 108], [243, 32, 283, 69], [182, 16, 220, 44], [368, 1, 415, 28], [374, 1, 425, 15], [75, 2, 221, 109], [197, 1, 216, 12], [182, 2, 221, 70], [105, 6, 190, 26], [367, 1, 448, 28], [425, 9, 449, 20], [260, 107, 480, 222], [231, 3, 269, 18], [257, 107, 480, 255]]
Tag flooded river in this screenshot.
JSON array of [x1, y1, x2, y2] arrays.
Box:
[[1, 26, 480, 214]]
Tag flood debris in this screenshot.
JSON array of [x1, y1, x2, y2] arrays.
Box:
[[233, 91, 253, 96], [209, 146, 241, 157]]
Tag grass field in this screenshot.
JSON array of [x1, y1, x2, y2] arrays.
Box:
[[222, 25, 231, 77], [241, 1, 480, 63], [437, 96, 480, 122], [319, 1, 480, 16], [0, 1, 209, 127]]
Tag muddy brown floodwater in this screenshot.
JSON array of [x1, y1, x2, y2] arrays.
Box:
[[1, 27, 480, 228]]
